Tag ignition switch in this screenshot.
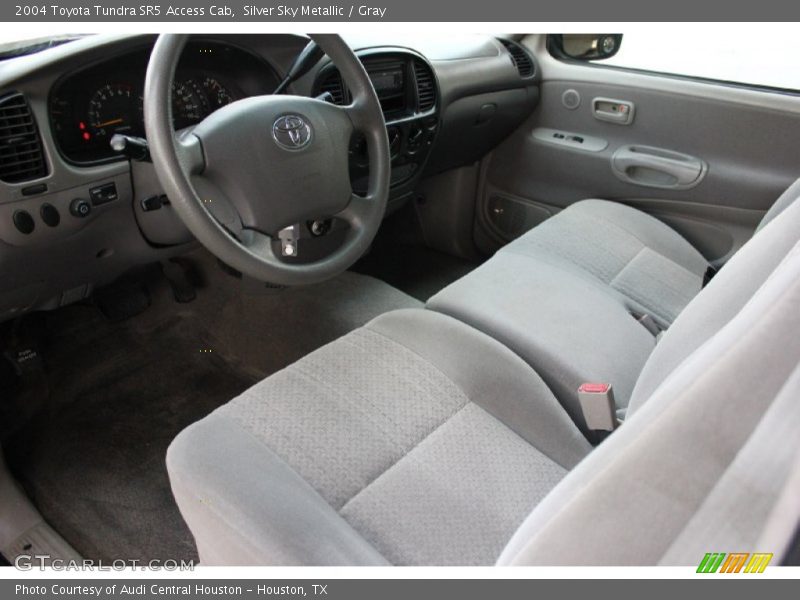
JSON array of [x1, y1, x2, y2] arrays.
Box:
[[278, 224, 300, 257]]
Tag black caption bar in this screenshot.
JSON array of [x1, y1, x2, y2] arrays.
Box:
[[2, 0, 800, 21], [3, 579, 799, 600]]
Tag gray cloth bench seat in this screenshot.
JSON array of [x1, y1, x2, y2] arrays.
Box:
[[493, 199, 710, 327], [429, 185, 800, 430]]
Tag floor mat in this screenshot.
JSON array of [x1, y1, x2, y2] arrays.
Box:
[[7, 315, 253, 563], [4, 260, 420, 563], [354, 244, 479, 302]]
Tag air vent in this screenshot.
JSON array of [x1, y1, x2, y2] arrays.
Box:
[[318, 71, 346, 105], [499, 39, 535, 78], [0, 93, 47, 184], [413, 59, 436, 112]]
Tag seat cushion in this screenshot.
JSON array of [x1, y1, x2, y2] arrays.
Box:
[[502, 199, 709, 326], [429, 199, 707, 430], [428, 252, 655, 432], [167, 309, 590, 565]]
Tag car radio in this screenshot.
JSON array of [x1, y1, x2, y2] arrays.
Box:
[[314, 51, 439, 195], [369, 67, 404, 96]]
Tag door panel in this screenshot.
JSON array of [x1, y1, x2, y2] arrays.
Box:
[[476, 35, 800, 262]]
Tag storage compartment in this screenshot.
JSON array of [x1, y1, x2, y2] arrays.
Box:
[[487, 195, 553, 240], [425, 87, 538, 175]]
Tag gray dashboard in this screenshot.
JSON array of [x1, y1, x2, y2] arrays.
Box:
[[0, 33, 538, 321]]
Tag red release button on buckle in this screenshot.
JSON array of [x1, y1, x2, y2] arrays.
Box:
[[578, 382, 610, 394]]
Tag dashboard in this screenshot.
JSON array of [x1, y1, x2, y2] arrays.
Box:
[[0, 33, 539, 323], [313, 50, 440, 192], [49, 41, 281, 164]]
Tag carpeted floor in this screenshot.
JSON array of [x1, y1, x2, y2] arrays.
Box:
[[3, 254, 420, 563], [353, 244, 479, 302]]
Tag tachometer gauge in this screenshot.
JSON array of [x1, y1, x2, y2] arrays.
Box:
[[172, 80, 209, 129], [87, 83, 142, 138], [201, 77, 235, 111]]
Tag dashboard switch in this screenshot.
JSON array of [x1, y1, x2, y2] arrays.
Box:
[[40, 203, 60, 227], [141, 194, 169, 212], [13, 210, 35, 234], [22, 183, 47, 196], [90, 183, 119, 206], [70, 198, 92, 218]]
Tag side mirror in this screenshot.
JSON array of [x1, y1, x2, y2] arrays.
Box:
[[551, 34, 622, 61]]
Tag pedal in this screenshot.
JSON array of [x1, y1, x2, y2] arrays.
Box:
[[10, 347, 42, 378], [161, 259, 197, 304], [1, 317, 48, 436], [0, 352, 20, 396], [95, 278, 151, 321], [0, 346, 45, 438]]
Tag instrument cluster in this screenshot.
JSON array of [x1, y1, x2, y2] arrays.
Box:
[[49, 41, 280, 165]]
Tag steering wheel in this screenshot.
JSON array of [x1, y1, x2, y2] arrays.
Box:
[[144, 34, 390, 285]]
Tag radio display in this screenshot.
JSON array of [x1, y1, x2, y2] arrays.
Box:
[[369, 68, 404, 96]]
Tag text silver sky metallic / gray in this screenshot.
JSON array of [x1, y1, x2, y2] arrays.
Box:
[[244, 5, 388, 17]]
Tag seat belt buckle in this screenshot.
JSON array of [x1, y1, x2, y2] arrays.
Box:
[[637, 313, 661, 337], [578, 383, 618, 432]]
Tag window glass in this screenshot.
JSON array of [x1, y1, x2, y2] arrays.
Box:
[[568, 33, 800, 91]]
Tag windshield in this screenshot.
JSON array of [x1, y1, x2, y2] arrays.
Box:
[[0, 34, 88, 60]]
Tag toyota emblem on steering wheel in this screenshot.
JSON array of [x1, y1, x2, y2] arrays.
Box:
[[272, 114, 313, 150]]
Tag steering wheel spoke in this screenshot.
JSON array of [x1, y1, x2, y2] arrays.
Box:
[[190, 174, 244, 238], [340, 97, 373, 132], [174, 129, 205, 175], [335, 193, 373, 232]]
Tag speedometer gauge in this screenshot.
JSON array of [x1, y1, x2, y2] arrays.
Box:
[[87, 83, 142, 138], [201, 77, 235, 111], [172, 80, 209, 130]]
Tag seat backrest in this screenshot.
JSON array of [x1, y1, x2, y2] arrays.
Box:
[[756, 177, 800, 233], [497, 197, 800, 566], [628, 179, 800, 412]]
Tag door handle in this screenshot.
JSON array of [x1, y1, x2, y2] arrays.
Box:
[[611, 145, 706, 189], [593, 97, 635, 125]]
